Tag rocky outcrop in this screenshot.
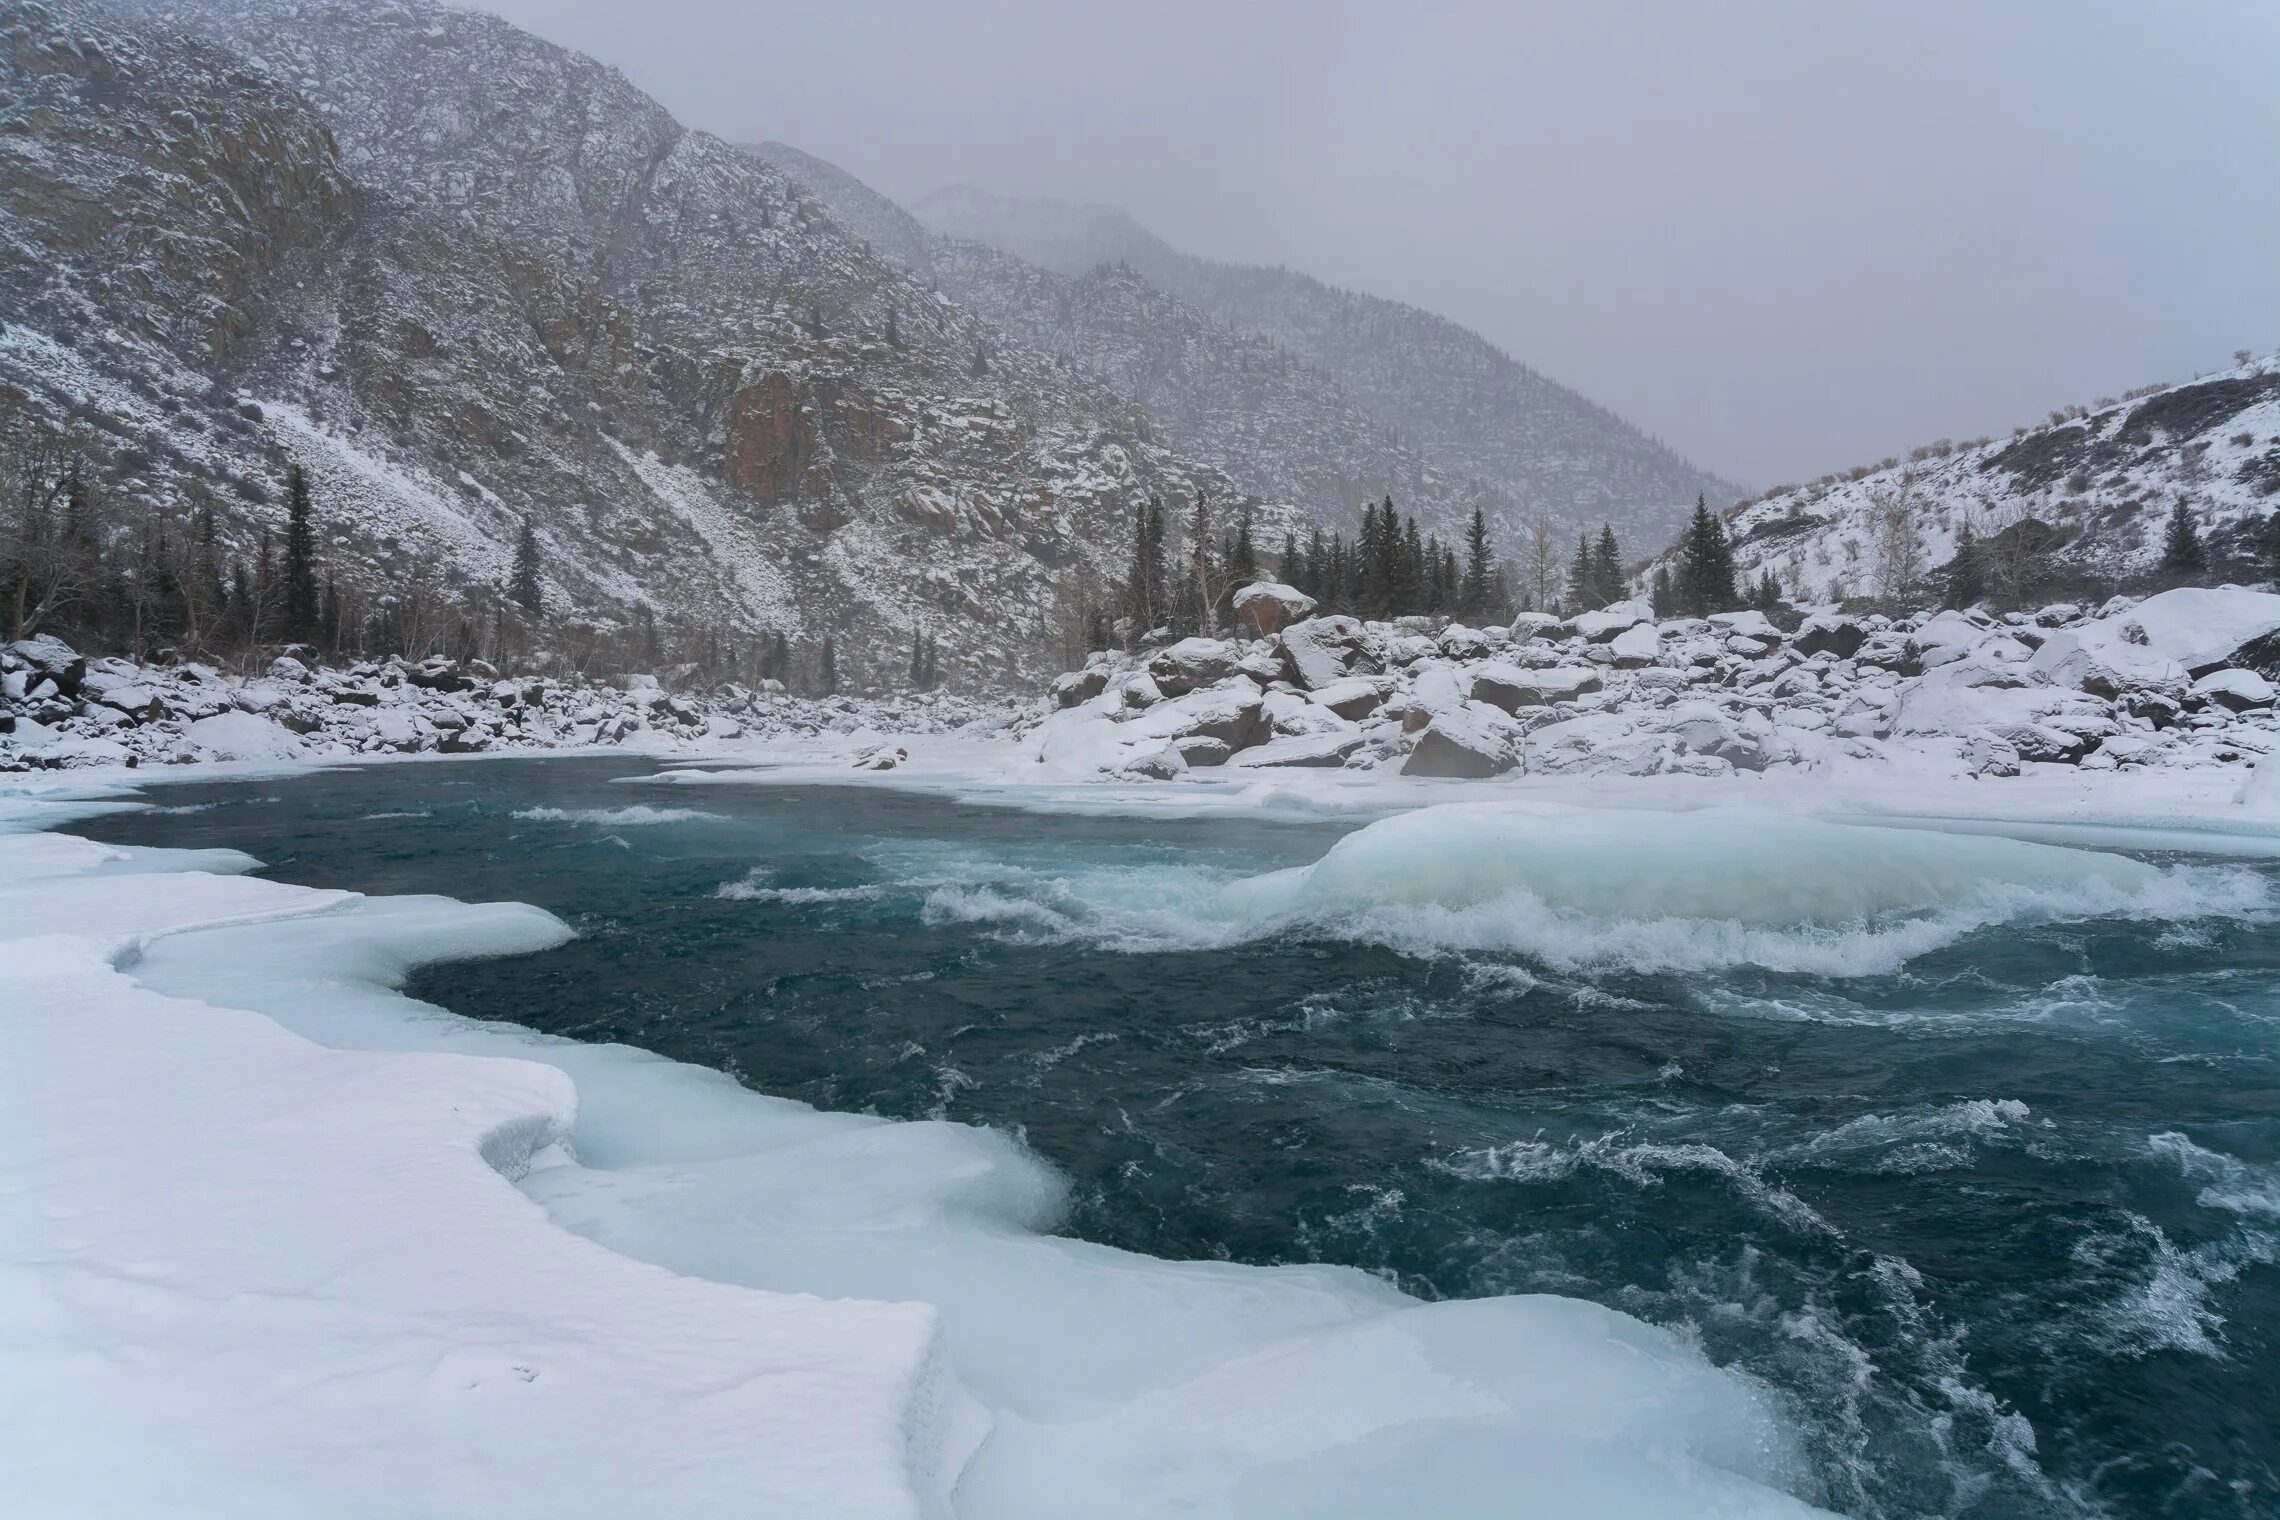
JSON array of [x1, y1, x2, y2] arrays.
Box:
[[1025, 586, 2280, 785]]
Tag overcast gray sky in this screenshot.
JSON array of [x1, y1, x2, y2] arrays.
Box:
[[484, 0, 2278, 488]]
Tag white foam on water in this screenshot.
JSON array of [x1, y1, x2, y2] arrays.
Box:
[[511, 804, 724, 825], [714, 867, 888, 905]]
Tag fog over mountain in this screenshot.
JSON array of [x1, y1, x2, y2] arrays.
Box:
[[484, 0, 2280, 488]]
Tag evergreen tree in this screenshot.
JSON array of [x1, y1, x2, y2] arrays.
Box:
[[1325, 532, 1349, 611], [510, 517, 543, 616], [1751, 568, 1784, 615], [1303, 526, 1326, 599], [1124, 495, 1171, 640], [804, 304, 825, 339], [817, 634, 838, 696], [1565, 532, 1594, 613], [1229, 505, 1258, 587], [884, 306, 901, 348], [922, 635, 940, 691], [1676, 495, 1738, 615], [283, 464, 319, 639], [2161, 497, 2205, 574], [2265, 510, 2280, 587], [1649, 565, 1673, 618], [1591, 524, 1623, 607], [908, 629, 926, 687], [1179, 491, 1215, 635], [970, 344, 990, 379], [1396, 516, 1425, 614], [1279, 528, 1300, 590], [1460, 508, 1494, 618], [254, 531, 278, 643], [1944, 520, 1984, 609]]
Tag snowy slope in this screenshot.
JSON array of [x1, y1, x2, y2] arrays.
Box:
[[8, 0, 1246, 690], [913, 185, 1742, 547], [1653, 354, 2280, 604]]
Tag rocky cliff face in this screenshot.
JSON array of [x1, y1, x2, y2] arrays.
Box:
[[913, 185, 1741, 549], [5, 0, 1237, 690]]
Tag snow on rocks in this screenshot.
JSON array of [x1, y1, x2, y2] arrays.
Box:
[[0, 638, 1006, 772], [1026, 586, 2280, 786], [1230, 580, 1317, 636]]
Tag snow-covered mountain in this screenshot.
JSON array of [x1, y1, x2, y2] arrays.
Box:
[[1655, 353, 2280, 605], [7, 0, 1247, 690], [747, 143, 1492, 549], [912, 185, 1742, 548]]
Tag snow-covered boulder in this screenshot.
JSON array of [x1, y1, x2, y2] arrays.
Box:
[[1566, 600, 1652, 643], [1309, 676, 1388, 721], [1508, 611, 1565, 643], [2109, 587, 2280, 676], [1229, 731, 1364, 769], [1124, 679, 1269, 752], [1401, 703, 1517, 778], [2191, 668, 2277, 711], [1278, 617, 1381, 691], [1794, 615, 1867, 660], [1146, 638, 1238, 698], [184, 711, 306, 762], [1051, 667, 1110, 709], [1468, 664, 1603, 714], [5, 635, 86, 696], [1608, 622, 1662, 668], [2027, 628, 2189, 700], [1231, 580, 1317, 637]]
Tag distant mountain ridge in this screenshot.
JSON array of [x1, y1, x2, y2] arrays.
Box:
[[745, 143, 1492, 548], [912, 184, 1742, 548]]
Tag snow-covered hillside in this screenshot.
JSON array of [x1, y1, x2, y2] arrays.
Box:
[[913, 185, 1742, 548], [1654, 354, 2280, 605], [6, 0, 1252, 691]]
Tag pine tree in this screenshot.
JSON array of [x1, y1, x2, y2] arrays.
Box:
[[818, 634, 838, 696], [283, 464, 319, 639], [1179, 491, 1215, 635], [1396, 516, 1425, 614], [1565, 532, 1594, 613], [1460, 507, 1494, 618], [884, 306, 901, 348], [970, 344, 990, 379], [1752, 568, 1783, 615], [2161, 498, 2205, 574], [1279, 528, 1300, 590], [1944, 520, 1984, 609], [2265, 510, 2280, 587], [510, 517, 543, 616], [1229, 505, 1258, 587], [1649, 565, 1673, 618], [1591, 524, 1623, 607], [1676, 495, 1738, 615], [908, 628, 926, 687], [1303, 526, 1325, 599]]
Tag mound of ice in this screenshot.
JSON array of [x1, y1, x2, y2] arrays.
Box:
[[1217, 803, 2250, 974]]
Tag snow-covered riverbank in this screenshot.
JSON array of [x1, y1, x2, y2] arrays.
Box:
[[14, 579, 2280, 1515], [3, 766, 1853, 1518]]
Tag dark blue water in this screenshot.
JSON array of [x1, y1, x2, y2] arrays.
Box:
[[86, 758, 2280, 1520]]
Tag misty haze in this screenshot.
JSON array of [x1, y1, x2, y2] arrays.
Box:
[[5, 3, 2280, 1519]]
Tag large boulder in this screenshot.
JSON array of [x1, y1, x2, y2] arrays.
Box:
[[2027, 628, 2188, 700], [1608, 622, 1662, 668], [1793, 615, 1867, 660], [1146, 638, 1238, 698], [1278, 616, 1382, 691], [1401, 703, 1517, 778], [1309, 676, 1388, 721], [1566, 600, 1652, 643], [1124, 679, 1270, 752], [5, 635, 85, 697], [1051, 667, 1111, 709], [1231, 581, 1317, 637], [2191, 669, 2277, 712], [2104, 587, 2280, 676], [1468, 663, 1602, 714], [1229, 731, 1364, 769]]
